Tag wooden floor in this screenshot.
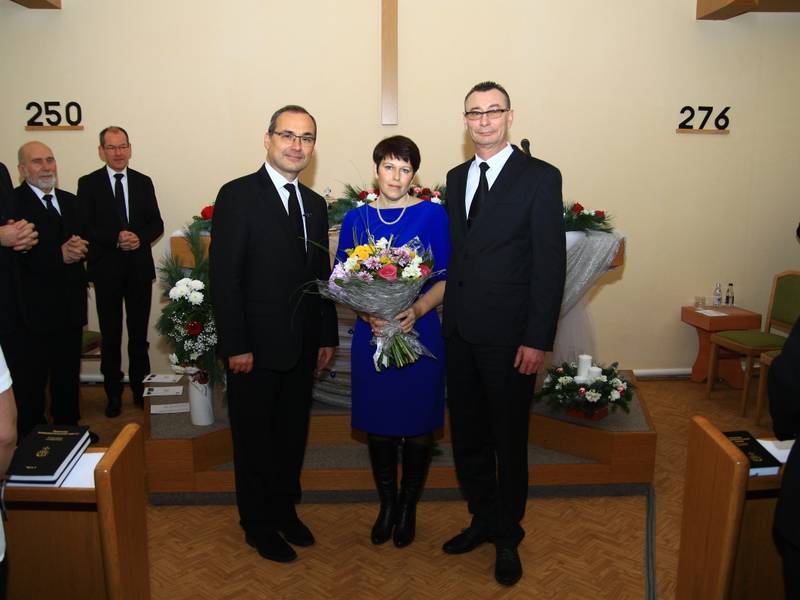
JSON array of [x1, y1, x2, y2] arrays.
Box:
[[77, 378, 775, 599]]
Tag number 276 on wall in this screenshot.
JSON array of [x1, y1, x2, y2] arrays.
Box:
[[678, 106, 730, 131]]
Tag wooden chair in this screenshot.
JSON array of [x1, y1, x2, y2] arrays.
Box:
[[707, 270, 800, 415], [754, 349, 781, 426], [81, 328, 102, 359], [676, 416, 749, 600]]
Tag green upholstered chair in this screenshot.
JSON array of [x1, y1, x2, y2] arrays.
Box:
[[754, 349, 781, 426], [706, 270, 800, 416], [81, 328, 102, 359]]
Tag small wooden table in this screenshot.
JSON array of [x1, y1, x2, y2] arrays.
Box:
[[681, 305, 762, 387]]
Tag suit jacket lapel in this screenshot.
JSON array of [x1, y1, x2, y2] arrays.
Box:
[[451, 161, 469, 236]]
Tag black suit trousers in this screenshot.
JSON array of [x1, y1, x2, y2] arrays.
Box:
[[94, 269, 152, 400], [27, 326, 82, 428], [226, 342, 317, 535], [445, 332, 536, 547]]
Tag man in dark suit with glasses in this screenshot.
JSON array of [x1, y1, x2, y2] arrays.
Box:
[[210, 105, 338, 563]]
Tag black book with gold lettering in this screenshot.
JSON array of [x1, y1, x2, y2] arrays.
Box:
[[723, 430, 782, 476], [7, 425, 90, 483]]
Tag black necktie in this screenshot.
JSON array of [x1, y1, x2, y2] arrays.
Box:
[[468, 162, 489, 228], [42, 193, 60, 219], [284, 183, 306, 255], [114, 173, 129, 228]]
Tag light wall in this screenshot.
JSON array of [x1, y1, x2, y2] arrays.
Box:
[[1, 0, 798, 374]]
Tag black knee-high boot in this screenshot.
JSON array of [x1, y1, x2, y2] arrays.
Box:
[[367, 434, 399, 545], [393, 434, 432, 548]]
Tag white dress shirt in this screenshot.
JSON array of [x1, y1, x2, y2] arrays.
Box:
[[464, 142, 514, 214], [27, 182, 61, 215], [263, 161, 308, 250], [105, 165, 129, 221]]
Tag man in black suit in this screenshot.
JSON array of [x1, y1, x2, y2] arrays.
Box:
[[77, 126, 164, 416], [0, 162, 38, 439], [210, 105, 338, 563], [15, 142, 89, 434], [441, 82, 566, 586], [769, 316, 800, 598]]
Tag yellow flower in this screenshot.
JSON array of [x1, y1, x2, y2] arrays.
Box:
[[380, 256, 390, 264], [352, 245, 371, 260]]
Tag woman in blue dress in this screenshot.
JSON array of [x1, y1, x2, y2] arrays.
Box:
[[336, 136, 449, 548]]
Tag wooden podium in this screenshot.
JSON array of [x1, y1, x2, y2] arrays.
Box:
[[5, 424, 150, 600], [676, 416, 785, 599]]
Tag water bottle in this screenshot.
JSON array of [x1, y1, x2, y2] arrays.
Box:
[[725, 283, 734, 306], [713, 283, 723, 307]]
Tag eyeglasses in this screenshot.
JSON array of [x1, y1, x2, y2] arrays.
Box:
[[464, 108, 510, 121], [104, 144, 130, 152], [272, 131, 316, 146]]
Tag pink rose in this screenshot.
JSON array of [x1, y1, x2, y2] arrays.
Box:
[[420, 264, 432, 277], [556, 367, 564, 373], [578, 387, 586, 396], [377, 264, 397, 281]]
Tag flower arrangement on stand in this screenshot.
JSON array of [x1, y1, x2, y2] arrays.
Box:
[[158, 217, 222, 425], [326, 183, 446, 227], [533, 362, 634, 420], [563, 202, 613, 232]]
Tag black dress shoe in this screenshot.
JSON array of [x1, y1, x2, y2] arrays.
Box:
[[245, 532, 297, 562], [495, 546, 522, 586], [133, 396, 144, 409], [442, 526, 491, 555], [104, 397, 121, 418], [280, 519, 315, 547]]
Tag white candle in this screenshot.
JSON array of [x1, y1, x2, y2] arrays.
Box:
[[577, 354, 592, 378], [588, 366, 602, 380]]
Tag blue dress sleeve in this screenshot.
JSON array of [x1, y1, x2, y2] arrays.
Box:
[[335, 209, 356, 263], [427, 204, 450, 283]]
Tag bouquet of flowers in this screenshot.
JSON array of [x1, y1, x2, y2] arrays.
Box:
[[158, 223, 220, 383], [534, 362, 633, 418], [318, 232, 438, 371], [563, 202, 613, 232]]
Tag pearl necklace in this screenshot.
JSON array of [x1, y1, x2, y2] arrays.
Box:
[[375, 195, 409, 226]]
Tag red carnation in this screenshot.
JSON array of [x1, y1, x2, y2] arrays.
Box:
[[420, 264, 432, 277], [186, 320, 203, 336], [200, 205, 214, 220], [377, 264, 397, 281], [578, 387, 586, 396], [594, 210, 605, 218], [572, 203, 584, 214], [358, 190, 369, 200]]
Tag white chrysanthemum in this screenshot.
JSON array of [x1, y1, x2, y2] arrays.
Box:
[[611, 378, 623, 388], [375, 237, 390, 250], [595, 375, 607, 383], [188, 290, 204, 305], [169, 353, 179, 365], [558, 376, 573, 385], [585, 390, 601, 402], [411, 255, 423, 266], [188, 279, 205, 291], [366, 193, 378, 201], [610, 389, 621, 401], [169, 285, 188, 300], [176, 277, 192, 287], [344, 255, 359, 272], [401, 264, 421, 279]]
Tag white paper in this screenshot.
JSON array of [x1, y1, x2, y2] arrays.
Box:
[[150, 402, 191, 414], [144, 385, 184, 397], [143, 373, 182, 383], [697, 309, 727, 317], [757, 438, 795, 464], [61, 452, 104, 488]]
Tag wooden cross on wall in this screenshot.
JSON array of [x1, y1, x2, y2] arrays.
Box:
[[382, 0, 398, 125]]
